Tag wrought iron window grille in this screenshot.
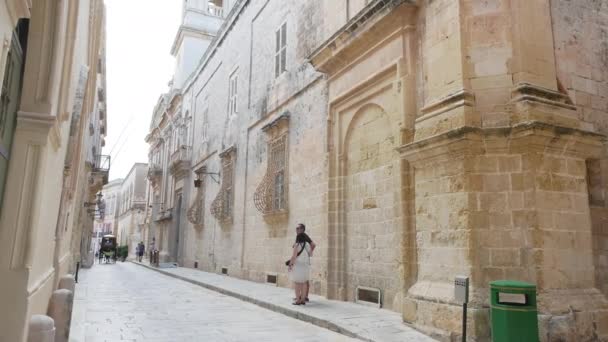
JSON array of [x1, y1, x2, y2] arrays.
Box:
[[254, 113, 289, 218], [188, 171, 206, 229], [210, 147, 236, 224]]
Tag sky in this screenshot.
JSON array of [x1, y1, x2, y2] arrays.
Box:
[[103, 0, 182, 180]]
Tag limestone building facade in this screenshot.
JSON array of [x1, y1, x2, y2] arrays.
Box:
[[145, 0, 608, 340], [145, 0, 224, 263], [115, 163, 148, 257], [0, 0, 109, 341], [92, 178, 122, 253]]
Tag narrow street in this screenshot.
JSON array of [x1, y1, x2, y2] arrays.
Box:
[[69, 262, 356, 342]]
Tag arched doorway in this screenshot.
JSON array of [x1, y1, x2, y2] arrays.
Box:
[[342, 103, 401, 310]]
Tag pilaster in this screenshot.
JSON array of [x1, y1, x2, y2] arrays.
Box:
[[5, 0, 31, 25], [400, 122, 608, 340]]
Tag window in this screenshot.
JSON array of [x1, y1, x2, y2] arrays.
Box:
[[228, 71, 238, 116], [173, 130, 179, 152], [201, 108, 209, 142], [223, 164, 233, 215], [184, 116, 191, 145], [270, 136, 287, 210], [275, 22, 287, 78], [153, 150, 159, 165], [254, 113, 289, 217], [210, 147, 236, 223]]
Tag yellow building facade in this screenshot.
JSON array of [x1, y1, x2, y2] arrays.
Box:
[[0, 1, 108, 341]]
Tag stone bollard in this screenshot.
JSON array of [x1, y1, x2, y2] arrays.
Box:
[[47, 289, 73, 342], [27, 315, 55, 342], [58, 274, 75, 293]]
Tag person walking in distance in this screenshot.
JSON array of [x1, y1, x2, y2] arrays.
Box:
[[295, 223, 315, 302], [149, 237, 156, 264], [288, 233, 312, 305], [136, 242, 144, 262]]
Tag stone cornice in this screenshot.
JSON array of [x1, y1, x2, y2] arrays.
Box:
[[399, 121, 606, 165], [510, 82, 576, 110], [170, 24, 216, 56], [261, 111, 289, 133], [308, 0, 416, 75], [417, 89, 476, 123], [219, 145, 236, 159], [16, 111, 57, 144]]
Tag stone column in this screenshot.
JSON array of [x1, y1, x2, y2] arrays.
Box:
[[47, 289, 73, 342], [27, 315, 55, 342], [400, 124, 608, 341], [400, 133, 485, 340]]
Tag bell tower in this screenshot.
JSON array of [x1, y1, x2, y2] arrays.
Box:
[[171, 0, 226, 90]]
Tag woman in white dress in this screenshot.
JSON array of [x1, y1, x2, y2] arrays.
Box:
[[288, 233, 311, 305]]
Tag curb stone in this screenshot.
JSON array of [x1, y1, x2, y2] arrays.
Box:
[[132, 261, 368, 341], [131, 261, 435, 342]]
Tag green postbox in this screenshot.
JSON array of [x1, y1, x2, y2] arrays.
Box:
[[490, 280, 539, 342]]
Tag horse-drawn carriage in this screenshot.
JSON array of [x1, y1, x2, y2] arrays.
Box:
[[99, 234, 117, 264]]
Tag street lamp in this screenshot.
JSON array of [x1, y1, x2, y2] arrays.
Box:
[[195, 169, 220, 185]]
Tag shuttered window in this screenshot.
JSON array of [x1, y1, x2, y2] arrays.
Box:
[[275, 22, 287, 78], [228, 71, 238, 116]]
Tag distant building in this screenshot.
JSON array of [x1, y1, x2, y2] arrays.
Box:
[[92, 179, 123, 254], [145, 0, 225, 262], [116, 163, 148, 258]]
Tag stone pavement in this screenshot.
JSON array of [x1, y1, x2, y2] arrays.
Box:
[[131, 261, 437, 342], [70, 262, 358, 342]]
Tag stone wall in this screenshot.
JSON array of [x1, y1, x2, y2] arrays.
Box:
[[550, 0, 608, 302], [176, 0, 332, 287], [147, 0, 608, 340]]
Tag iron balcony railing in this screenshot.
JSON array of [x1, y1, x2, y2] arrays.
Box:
[[94, 154, 110, 173], [208, 3, 223, 17]]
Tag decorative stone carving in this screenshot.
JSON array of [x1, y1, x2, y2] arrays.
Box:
[[187, 168, 205, 229], [210, 147, 236, 224], [169, 145, 192, 179], [147, 163, 162, 188], [254, 113, 289, 219]]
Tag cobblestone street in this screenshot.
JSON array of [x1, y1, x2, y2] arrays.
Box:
[[70, 262, 356, 342]]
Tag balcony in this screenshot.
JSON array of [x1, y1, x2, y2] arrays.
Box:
[[90, 154, 111, 192], [155, 209, 173, 222], [147, 163, 162, 188], [169, 145, 192, 179], [207, 3, 223, 17], [94, 154, 110, 172]]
